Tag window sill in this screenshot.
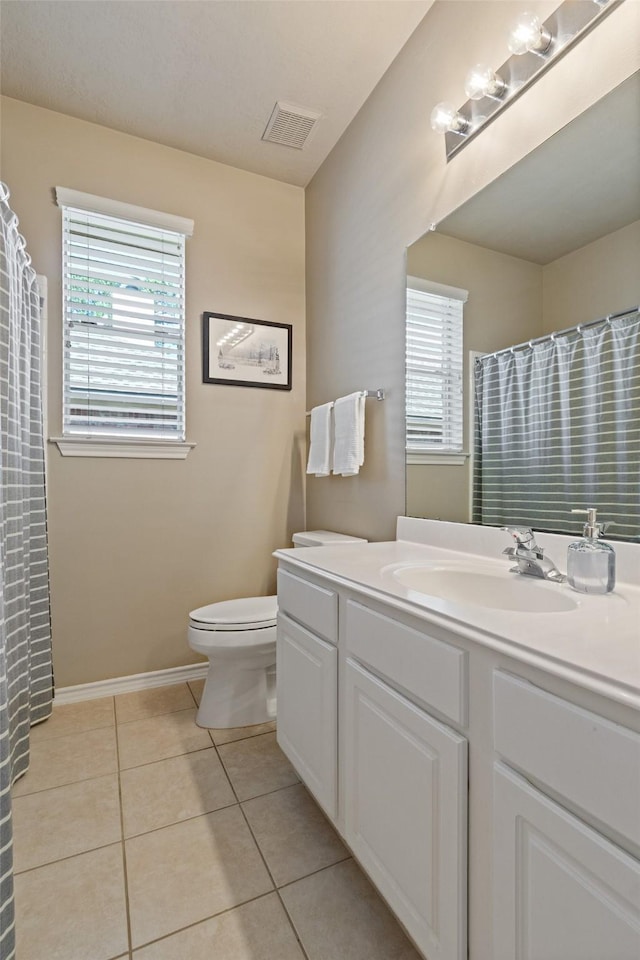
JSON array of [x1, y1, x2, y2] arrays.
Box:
[[50, 437, 196, 460], [406, 451, 469, 465]]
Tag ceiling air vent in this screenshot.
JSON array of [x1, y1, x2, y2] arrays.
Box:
[[262, 101, 322, 150]]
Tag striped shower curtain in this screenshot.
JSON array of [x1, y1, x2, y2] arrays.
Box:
[[0, 183, 53, 959], [473, 310, 640, 541]]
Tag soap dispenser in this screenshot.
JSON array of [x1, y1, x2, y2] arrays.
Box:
[[567, 508, 615, 595]]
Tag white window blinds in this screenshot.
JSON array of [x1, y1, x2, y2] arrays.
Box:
[[60, 204, 188, 440], [406, 280, 466, 454]]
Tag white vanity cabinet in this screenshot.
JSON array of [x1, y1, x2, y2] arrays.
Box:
[[276, 569, 339, 819], [492, 671, 640, 960], [275, 554, 640, 960], [277, 562, 468, 960]]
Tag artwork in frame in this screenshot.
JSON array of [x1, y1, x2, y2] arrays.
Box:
[[202, 312, 292, 390]]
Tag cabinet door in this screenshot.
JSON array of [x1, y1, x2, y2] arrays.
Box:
[[276, 613, 338, 819], [344, 658, 467, 960], [493, 762, 640, 960]]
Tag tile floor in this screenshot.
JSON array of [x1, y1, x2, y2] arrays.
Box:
[[11, 681, 422, 960]]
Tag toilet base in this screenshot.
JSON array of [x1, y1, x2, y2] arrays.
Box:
[[196, 658, 277, 729]]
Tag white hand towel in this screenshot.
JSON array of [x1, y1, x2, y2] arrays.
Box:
[[332, 392, 365, 476], [306, 402, 334, 477]]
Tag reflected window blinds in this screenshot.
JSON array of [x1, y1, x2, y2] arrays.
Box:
[[473, 311, 640, 541], [61, 206, 187, 439], [406, 281, 465, 455]]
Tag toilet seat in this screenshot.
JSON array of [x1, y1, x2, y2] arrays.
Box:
[[189, 595, 277, 632]]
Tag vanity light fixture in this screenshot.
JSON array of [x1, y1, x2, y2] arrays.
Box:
[[507, 12, 553, 57], [464, 64, 508, 101], [432, 0, 623, 162], [430, 102, 469, 136]]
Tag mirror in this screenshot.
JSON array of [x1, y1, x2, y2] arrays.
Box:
[[405, 72, 640, 535]]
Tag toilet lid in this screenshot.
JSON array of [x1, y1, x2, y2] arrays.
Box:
[[189, 595, 278, 631]]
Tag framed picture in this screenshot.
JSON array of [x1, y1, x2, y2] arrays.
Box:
[[202, 312, 292, 390]]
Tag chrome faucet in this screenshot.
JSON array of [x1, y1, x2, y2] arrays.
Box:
[[502, 527, 566, 582]]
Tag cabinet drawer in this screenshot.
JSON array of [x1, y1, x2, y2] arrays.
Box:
[[345, 599, 467, 726], [277, 568, 338, 644], [494, 671, 640, 848]]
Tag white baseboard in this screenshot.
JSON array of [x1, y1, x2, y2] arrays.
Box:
[[54, 662, 209, 705]]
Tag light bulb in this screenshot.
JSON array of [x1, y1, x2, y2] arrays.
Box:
[[507, 12, 552, 56], [464, 64, 507, 101], [430, 102, 469, 135]]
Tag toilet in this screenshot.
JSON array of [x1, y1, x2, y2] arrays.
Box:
[[188, 530, 367, 729]]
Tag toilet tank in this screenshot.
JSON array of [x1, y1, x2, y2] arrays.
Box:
[[292, 530, 368, 548]]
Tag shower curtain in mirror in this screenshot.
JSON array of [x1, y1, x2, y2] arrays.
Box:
[[473, 311, 640, 541], [0, 183, 53, 960]]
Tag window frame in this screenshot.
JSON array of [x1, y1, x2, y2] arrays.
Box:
[[406, 277, 468, 465], [53, 188, 195, 459]]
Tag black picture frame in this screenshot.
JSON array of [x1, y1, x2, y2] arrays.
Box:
[[202, 312, 292, 391]]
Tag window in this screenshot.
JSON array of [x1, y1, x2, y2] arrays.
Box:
[[406, 278, 467, 460], [56, 188, 194, 457]]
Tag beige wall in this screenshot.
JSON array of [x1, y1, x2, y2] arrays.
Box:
[[542, 219, 640, 333], [406, 232, 542, 521], [0, 97, 306, 686], [305, 0, 640, 542]]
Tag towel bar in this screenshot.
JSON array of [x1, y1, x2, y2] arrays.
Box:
[[306, 389, 385, 416]]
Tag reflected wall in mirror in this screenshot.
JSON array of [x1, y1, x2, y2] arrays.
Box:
[[406, 73, 640, 540]]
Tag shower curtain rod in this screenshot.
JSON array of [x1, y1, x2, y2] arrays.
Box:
[[478, 305, 639, 362]]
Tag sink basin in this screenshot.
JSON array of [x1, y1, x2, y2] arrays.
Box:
[[391, 566, 578, 613]]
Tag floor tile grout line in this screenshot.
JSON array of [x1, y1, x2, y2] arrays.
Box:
[[210, 734, 241, 804], [118, 743, 214, 774], [11, 742, 212, 799], [116, 703, 200, 727], [128, 889, 291, 955], [13, 838, 126, 878], [276, 853, 355, 892], [122, 798, 239, 843], [89, 771, 302, 847], [237, 776, 303, 805], [274, 889, 312, 960], [187, 681, 200, 708], [110, 776, 304, 844], [126, 856, 357, 958], [29, 719, 117, 743], [30, 703, 205, 741], [232, 771, 312, 960], [11, 742, 298, 805], [12, 815, 353, 882], [212, 730, 300, 802], [200, 729, 294, 959], [209, 727, 352, 960], [274, 856, 360, 960], [214, 726, 278, 750], [114, 715, 135, 959], [11, 769, 120, 803]]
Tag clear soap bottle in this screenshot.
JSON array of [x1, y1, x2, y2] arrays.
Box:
[[567, 508, 615, 595]]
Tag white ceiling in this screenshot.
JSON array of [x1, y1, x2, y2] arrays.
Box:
[[0, 0, 432, 187]]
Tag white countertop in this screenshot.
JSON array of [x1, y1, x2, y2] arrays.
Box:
[[275, 520, 640, 711]]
